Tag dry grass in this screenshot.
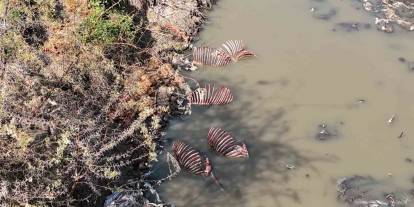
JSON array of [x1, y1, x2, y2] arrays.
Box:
[[0, 0, 191, 206]]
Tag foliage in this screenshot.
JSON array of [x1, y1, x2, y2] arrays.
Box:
[[78, 5, 138, 45]]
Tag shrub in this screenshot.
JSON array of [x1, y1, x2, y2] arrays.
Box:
[[0, 0, 189, 206], [78, 3, 138, 45]]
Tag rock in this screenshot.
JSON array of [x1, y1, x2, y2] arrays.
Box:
[[357, 0, 414, 33], [147, 0, 207, 52], [375, 18, 394, 33], [157, 86, 175, 107], [337, 176, 412, 207], [128, 0, 147, 11], [104, 183, 175, 207], [169, 86, 192, 116], [401, 0, 414, 4], [171, 53, 196, 71], [199, 0, 213, 8], [104, 192, 144, 207], [363, 0, 374, 11]]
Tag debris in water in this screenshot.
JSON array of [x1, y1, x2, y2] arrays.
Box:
[[387, 114, 396, 125], [315, 123, 338, 141], [286, 164, 296, 170], [333, 22, 371, 32], [357, 99, 366, 103], [398, 131, 404, 138], [349, 98, 367, 109], [318, 124, 330, 139]]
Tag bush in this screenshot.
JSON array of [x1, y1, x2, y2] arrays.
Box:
[[0, 0, 190, 206], [79, 3, 138, 45]]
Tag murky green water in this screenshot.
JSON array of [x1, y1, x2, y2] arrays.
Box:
[[159, 0, 414, 206]]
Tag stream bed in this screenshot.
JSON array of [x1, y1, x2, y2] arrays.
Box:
[[159, 0, 414, 206]]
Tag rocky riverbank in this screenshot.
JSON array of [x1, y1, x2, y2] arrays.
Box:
[[0, 0, 212, 206]]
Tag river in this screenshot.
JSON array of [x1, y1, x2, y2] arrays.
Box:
[[159, 0, 414, 206]]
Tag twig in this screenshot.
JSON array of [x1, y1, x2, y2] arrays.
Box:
[[97, 0, 123, 20]]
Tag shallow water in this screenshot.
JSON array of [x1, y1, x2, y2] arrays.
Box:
[[158, 0, 414, 206]]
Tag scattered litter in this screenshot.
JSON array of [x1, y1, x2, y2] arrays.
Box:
[[358, 0, 414, 33], [398, 131, 404, 139], [315, 123, 339, 141]]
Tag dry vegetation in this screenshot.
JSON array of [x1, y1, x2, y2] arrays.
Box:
[[0, 0, 205, 206]]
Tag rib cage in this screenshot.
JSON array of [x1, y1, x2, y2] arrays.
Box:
[[190, 84, 233, 106], [172, 140, 211, 176], [192, 40, 255, 67], [218, 40, 244, 60], [207, 127, 249, 158], [192, 47, 232, 67], [219, 40, 256, 61]]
